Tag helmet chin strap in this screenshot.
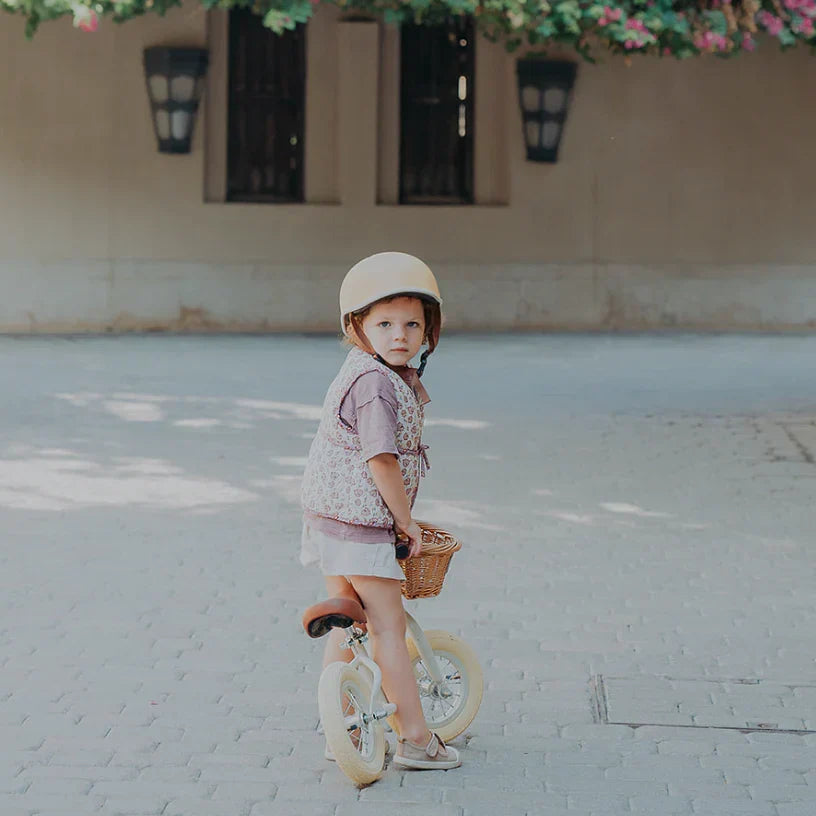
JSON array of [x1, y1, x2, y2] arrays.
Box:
[[416, 349, 431, 378], [373, 346, 431, 377]]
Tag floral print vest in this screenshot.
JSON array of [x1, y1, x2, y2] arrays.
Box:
[[301, 347, 426, 528]]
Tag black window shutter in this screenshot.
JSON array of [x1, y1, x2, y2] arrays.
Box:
[[227, 11, 306, 203], [400, 18, 474, 205]]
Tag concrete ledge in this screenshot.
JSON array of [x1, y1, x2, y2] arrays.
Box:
[[0, 261, 814, 333]]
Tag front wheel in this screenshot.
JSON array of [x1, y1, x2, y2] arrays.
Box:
[[318, 662, 386, 786], [406, 630, 483, 743]]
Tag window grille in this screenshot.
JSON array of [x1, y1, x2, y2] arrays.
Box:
[[227, 10, 306, 202], [400, 18, 474, 205]]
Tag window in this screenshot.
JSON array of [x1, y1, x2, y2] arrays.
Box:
[[227, 10, 306, 202], [399, 17, 474, 205]]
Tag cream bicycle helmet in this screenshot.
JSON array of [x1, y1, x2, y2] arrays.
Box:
[[340, 252, 443, 376]]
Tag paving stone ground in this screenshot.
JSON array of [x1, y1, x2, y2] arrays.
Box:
[[1, 333, 815, 816]]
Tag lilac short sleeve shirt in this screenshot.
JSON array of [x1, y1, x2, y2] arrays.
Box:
[[340, 371, 401, 462], [304, 365, 430, 543]]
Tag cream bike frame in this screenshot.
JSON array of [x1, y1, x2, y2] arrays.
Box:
[[318, 608, 483, 785]]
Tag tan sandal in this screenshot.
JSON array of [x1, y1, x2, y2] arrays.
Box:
[[392, 731, 460, 770]]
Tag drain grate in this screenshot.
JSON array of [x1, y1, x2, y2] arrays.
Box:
[[591, 675, 816, 734], [779, 421, 816, 465]]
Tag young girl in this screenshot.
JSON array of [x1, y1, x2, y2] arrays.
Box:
[[300, 251, 460, 770]]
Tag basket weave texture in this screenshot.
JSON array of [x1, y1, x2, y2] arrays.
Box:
[[399, 522, 461, 600]]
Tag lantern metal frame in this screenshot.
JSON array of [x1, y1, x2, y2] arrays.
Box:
[[143, 47, 209, 155], [516, 59, 577, 163]]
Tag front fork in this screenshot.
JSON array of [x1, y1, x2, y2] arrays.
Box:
[[342, 628, 396, 727], [405, 611, 444, 683], [340, 610, 443, 728]]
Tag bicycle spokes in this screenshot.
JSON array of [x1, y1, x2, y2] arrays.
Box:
[[415, 655, 465, 720]]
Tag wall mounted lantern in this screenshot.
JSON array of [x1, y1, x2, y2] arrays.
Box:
[[143, 47, 209, 154], [516, 59, 577, 162]]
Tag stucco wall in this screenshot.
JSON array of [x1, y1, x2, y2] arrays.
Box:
[[1, 6, 816, 332]]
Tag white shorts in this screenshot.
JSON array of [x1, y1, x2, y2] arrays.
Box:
[[299, 522, 405, 581]]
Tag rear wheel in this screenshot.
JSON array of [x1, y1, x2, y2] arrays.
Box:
[[318, 662, 385, 786]]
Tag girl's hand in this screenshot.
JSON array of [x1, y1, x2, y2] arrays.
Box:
[[395, 519, 423, 558]]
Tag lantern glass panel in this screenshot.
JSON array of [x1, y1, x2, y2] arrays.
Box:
[[171, 110, 191, 140], [543, 87, 567, 114], [542, 121, 561, 149], [155, 110, 171, 139], [148, 75, 169, 103], [525, 121, 541, 148], [521, 86, 540, 113], [170, 75, 196, 103]]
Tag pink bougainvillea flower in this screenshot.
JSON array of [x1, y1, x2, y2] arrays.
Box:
[[625, 18, 647, 32], [695, 30, 727, 51], [598, 16, 609, 25], [742, 32, 756, 49], [794, 15, 815, 33], [79, 11, 98, 31], [758, 10, 785, 35], [71, 2, 98, 30]]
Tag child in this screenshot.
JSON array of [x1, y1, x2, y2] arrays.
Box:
[[300, 251, 460, 770]]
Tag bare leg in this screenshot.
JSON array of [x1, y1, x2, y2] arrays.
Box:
[[347, 574, 431, 745], [321, 575, 357, 669]]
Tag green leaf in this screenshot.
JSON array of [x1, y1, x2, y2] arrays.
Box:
[[777, 27, 796, 45], [704, 9, 727, 35], [554, 0, 579, 17], [663, 12, 689, 34], [535, 19, 554, 36]]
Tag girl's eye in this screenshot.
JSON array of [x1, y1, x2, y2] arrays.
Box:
[[377, 321, 390, 328], [407, 322, 420, 328]]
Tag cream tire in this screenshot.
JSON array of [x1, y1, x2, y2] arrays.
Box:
[[318, 662, 385, 786], [403, 630, 483, 743]]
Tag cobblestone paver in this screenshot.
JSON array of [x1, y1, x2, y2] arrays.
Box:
[[2, 334, 816, 815]]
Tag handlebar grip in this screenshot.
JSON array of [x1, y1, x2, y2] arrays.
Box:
[[395, 542, 410, 560]]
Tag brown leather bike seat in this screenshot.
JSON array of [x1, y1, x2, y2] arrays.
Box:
[[302, 597, 367, 639]]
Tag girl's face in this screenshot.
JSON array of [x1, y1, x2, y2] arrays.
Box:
[[359, 297, 426, 367]]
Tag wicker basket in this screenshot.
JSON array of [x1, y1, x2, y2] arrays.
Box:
[[398, 522, 462, 600]]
